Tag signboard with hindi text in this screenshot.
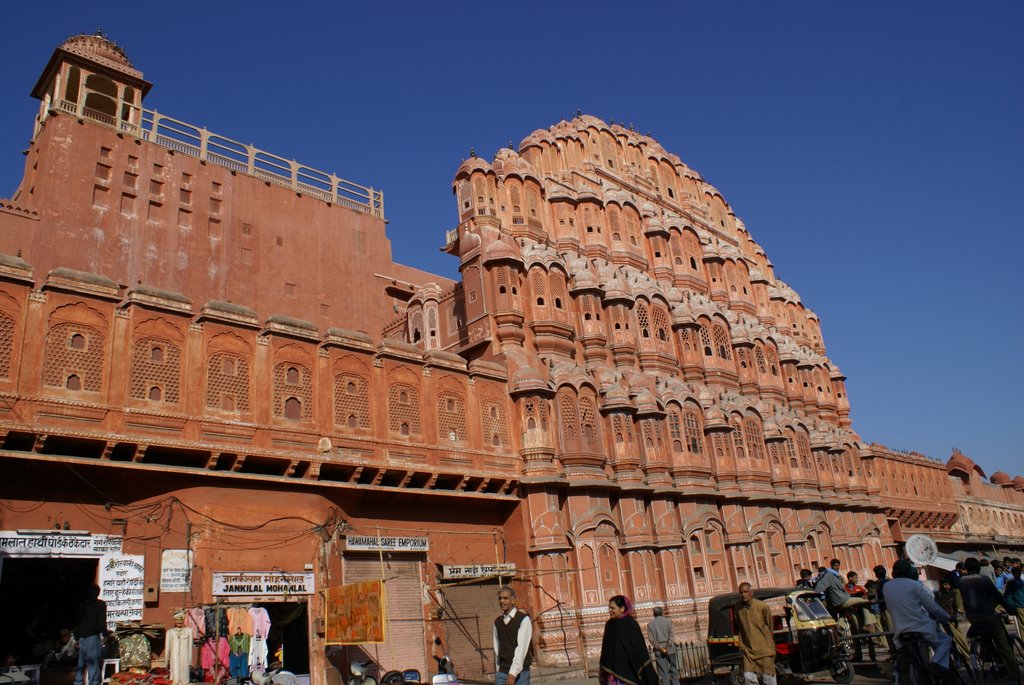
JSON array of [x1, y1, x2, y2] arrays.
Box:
[[0, 531, 122, 556], [160, 549, 193, 592], [343, 535, 429, 552], [99, 555, 145, 628], [212, 571, 315, 596], [440, 563, 516, 579]]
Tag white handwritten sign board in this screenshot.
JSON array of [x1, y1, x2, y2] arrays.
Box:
[[160, 549, 193, 593], [99, 555, 145, 628]]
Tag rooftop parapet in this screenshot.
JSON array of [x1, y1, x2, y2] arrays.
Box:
[[42, 96, 384, 219]]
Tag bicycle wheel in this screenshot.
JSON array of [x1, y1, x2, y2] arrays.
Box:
[[949, 644, 980, 685], [1012, 635, 1024, 670]]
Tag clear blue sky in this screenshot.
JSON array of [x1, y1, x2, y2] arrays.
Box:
[[0, 2, 1020, 478]]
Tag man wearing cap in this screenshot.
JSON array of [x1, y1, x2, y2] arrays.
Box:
[[882, 559, 951, 674]]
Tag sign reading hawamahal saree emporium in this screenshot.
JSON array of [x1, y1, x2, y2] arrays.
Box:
[[343, 535, 429, 552], [212, 571, 315, 596]]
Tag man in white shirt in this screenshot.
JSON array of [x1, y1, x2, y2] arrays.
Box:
[[493, 586, 532, 685], [882, 559, 951, 672]]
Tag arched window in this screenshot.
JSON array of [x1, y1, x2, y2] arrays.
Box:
[[69, 333, 86, 350], [531, 270, 546, 307], [668, 408, 684, 453], [744, 419, 765, 460], [731, 419, 746, 459], [713, 325, 732, 360], [796, 433, 813, 470], [148, 386, 162, 401], [652, 306, 670, 342], [286, 366, 299, 384], [66, 374, 81, 391], [636, 302, 651, 338], [699, 325, 713, 356], [84, 74, 118, 118], [684, 410, 704, 457], [284, 397, 302, 420]]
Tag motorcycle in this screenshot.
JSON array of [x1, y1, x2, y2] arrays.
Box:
[[347, 660, 378, 685], [431, 637, 457, 685]]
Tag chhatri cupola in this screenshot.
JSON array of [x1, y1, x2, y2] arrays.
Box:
[[29, 30, 152, 138]]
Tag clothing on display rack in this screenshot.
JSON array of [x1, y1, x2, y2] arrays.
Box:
[[228, 632, 251, 679], [200, 638, 230, 675], [248, 608, 271, 641], [186, 608, 205, 637], [248, 635, 268, 672], [226, 607, 253, 636], [204, 608, 229, 638]]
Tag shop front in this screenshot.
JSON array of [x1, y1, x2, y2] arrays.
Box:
[[0, 530, 140, 675], [337, 535, 429, 678], [436, 563, 515, 682]]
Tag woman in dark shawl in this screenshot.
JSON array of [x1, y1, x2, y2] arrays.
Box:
[[599, 595, 659, 685]]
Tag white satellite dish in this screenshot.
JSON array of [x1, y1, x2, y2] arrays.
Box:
[[904, 534, 939, 566]]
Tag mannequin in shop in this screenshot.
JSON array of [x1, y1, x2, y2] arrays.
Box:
[[165, 611, 193, 685]]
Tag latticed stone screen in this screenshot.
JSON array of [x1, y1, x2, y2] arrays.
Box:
[[713, 325, 732, 359], [388, 383, 420, 436], [684, 411, 704, 457], [558, 394, 577, 438], [334, 373, 370, 429], [732, 422, 746, 459], [437, 391, 467, 442], [611, 414, 633, 445], [636, 303, 650, 337], [668, 410, 683, 452], [651, 306, 669, 341], [745, 420, 765, 460], [579, 396, 598, 441], [481, 399, 510, 448], [549, 272, 567, 308], [205, 351, 250, 412], [522, 397, 548, 431], [0, 310, 15, 379], [43, 322, 104, 391], [273, 362, 312, 420], [130, 338, 181, 403]]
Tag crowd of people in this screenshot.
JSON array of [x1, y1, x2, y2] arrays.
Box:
[[488, 554, 1024, 685]]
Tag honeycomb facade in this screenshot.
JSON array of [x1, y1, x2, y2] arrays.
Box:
[[0, 33, 1020, 678]]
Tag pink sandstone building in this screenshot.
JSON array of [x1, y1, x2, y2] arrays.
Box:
[[0, 32, 1021, 680]]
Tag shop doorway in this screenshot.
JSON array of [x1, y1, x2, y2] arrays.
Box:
[[257, 602, 309, 676], [439, 580, 499, 681], [0, 557, 98, 665], [343, 556, 426, 677]]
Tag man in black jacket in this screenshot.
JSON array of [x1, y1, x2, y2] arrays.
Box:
[[959, 558, 1019, 682], [73, 585, 107, 685]]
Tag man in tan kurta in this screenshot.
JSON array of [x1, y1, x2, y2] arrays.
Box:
[[735, 583, 777, 685]]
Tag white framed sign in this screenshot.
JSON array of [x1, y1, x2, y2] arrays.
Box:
[[0, 531, 122, 556], [441, 563, 515, 579], [160, 549, 193, 592], [100, 555, 145, 627], [344, 535, 429, 552], [212, 571, 315, 596]]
